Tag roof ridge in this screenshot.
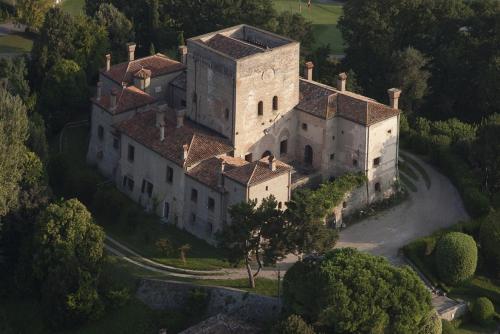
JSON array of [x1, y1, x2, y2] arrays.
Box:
[[247, 162, 259, 186], [184, 133, 196, 166]]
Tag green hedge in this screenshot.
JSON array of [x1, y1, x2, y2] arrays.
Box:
[[479, 212, 500, 278], [435, 232, 478, 286]]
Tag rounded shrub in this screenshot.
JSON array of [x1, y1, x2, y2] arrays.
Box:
[[272, 315, 316, 334], [479, 213, 500, 277], [435, 232, 477, 285], [471, 297, 495, 326]]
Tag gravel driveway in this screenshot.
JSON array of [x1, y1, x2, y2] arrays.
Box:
[[336, 151, 469, 263]]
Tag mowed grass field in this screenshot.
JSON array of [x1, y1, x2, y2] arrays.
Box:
[[273, 0, 344, 53]]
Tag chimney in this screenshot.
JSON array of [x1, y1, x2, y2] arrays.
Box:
[[127, 43, 136, 62], [269, 155, 276, 172], [96, 81, 102, 101], [388, 88, 402, 109], [105, 54, 111, 71], [179, 45, 187, 65], [159, 125, 165, 141], [110, 88, 118, 110], [218, 159, 226, 188], [182, 144, 189, 162], [176, 109, 185, 128], [304, 61, 314, 81], [337, 72, 347, 92], [155, 109, 165, 128]]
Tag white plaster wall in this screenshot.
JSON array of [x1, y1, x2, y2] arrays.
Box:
[[118, 134, 186, 228], [296, 111, 326, 170], [247, 172, 291, 209], [223, 177, 247, 222], [334, 118, 368, 175]]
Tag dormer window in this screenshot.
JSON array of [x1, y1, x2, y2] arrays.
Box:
[[272, 96, 278, 110], [258, 101, 263, 116]]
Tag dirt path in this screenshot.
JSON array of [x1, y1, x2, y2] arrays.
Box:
[[336, 151, 469, 263]]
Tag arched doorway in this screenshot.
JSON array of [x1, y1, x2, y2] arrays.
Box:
[[304, 145, 313, 165], [262, 150, 272, 158], [163, 201, 170, 220]]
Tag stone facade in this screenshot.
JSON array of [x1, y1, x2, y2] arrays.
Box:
[[87, 25, 401, 242]]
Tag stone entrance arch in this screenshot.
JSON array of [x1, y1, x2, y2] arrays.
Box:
[[262, 150, 272, 158]]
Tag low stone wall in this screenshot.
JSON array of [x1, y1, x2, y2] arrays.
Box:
[[136, 279, 281, 325], [439, 302, 468, 321]]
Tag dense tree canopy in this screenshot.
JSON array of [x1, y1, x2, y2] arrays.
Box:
[[14, 0, 52, 31], [33, 199, 105, 328], [474, 114, 500, 196], [38, 59, 88, 133], [283, 248, 433, 334], [479, 212, 500, 277], [95, 4, 135, 62], [339, 0, 499, 121], [0, 88, 29, 217], [0, 57, 30, 101]]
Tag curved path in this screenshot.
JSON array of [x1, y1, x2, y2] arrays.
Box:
[[106, 151, 469, 280], [336, 151, 469, 264]]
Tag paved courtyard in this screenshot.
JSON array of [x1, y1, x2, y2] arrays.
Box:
[[336, 151, 469, 263]]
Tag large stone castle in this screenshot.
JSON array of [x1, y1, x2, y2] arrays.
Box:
[[87, 25, 401, 242]]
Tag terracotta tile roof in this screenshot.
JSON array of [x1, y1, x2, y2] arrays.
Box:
[[92, 86, 156, 115], [101, 54, 185, 85], [187, 156, 248, 191], [224, 157, 291, 186], [170, 71, 186, 90], [203, 34, 264, 59], [114, 108, 233, 168], [297, 79, 400, 125]]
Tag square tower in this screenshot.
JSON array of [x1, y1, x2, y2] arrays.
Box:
[[186, 25, 300, 158]]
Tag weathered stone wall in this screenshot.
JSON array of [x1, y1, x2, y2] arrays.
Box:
[[136, 279, 281, 325], [248, 170, 291, 208]]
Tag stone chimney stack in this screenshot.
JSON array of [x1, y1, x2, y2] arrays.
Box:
[[110, 88, 118, 111], [304, 61, 314, 81], [127, 43, 136, 62], [176, 109, 185, 128], [182, 144, 189, 162], [218, 159, 226, 188], [388, 88, 402, 109], [105, 54, 111, 71], [179, 45, 188, 65], [96, 81, 102, 101], [160, 125, 165, 141], [155, 109, 165, 128], [337, 72, 347, 92], [269, 155, 276, 172]]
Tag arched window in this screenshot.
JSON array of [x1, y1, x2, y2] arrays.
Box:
[[273, 96, 278, 110], [375, 182, 381, 192], [258, 101, 263, 116], [261, 150, 272, 158]]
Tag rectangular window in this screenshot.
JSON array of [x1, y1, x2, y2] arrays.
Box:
[[191, 213, 196, 223], [181, 99, 186, 107], [373, 157, 381, 167], [166, 166, 174, 183], [330, 153, 335, 160], [141, 179, 154, 198], [128, 144, 135, 162], [191, 188, 198, 203], [280, 140, 288, 155], [155, 86, 162, 93], [245, 153, 253, 162], [98, 125, 104, 140], [302, 123, 308, 131], [113, 137, 119, 150], [123, 176, 134, 191], [353, 159, 358, 167], [208, 197, 215, 211]]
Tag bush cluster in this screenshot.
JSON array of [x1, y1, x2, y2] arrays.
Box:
[[435, 232, 478, 285], [272, 315, 316, 334], [401, 115, 490, 217], [479, 212, 500, 277], [471, 297, 495, 326]]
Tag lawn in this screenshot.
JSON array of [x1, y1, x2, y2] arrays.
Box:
[[273, 0, 344, 54], [60, 0, 85, 16], [0, 31, 32, 54]]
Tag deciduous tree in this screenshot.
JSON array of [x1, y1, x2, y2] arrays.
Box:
[[15, 0, 52, 31], [95, 3, 134, 62]]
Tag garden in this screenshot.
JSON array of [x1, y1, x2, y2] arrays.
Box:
[[403, 212, 500, 333]]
